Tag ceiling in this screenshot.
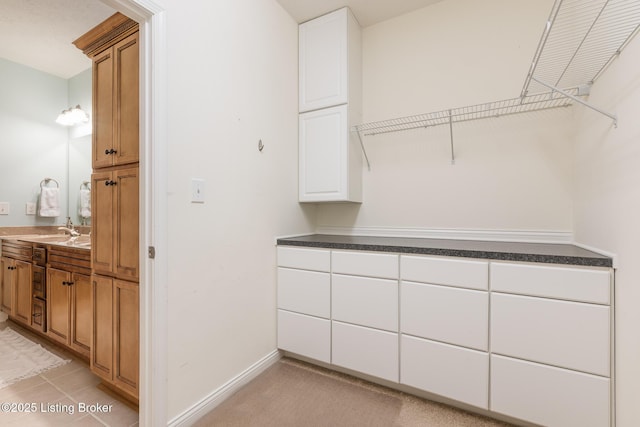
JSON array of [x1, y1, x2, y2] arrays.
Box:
[[275, 0, 444, 26], [0, 0, 116, 79], [0, 0, 443, 80]]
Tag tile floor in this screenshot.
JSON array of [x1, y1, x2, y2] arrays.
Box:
[[0, 321, 139, 427]]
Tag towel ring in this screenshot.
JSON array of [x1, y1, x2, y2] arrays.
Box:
[[80, 181, 91, 190], [40, 178, 59, 188]]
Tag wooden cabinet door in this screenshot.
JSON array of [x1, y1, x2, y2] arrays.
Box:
[[92, 275, 113, 382], [1, 257, 13, 314], [114, 279, 139, 397], [114, 167, 139, 280], [93, 47, 114, 169], [92, 171, 114, 276], [47, 268, 70, 345], [14, 260, 32, 326], [70, 273, 92, 357], [113, 32, 139, 167]]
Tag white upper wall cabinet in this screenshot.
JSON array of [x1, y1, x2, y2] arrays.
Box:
[[299, 8, 358, 112], [298, 8, 362, 203]]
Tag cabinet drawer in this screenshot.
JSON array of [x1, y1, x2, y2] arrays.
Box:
[[401, 282, 488, 351], [491, 293, 610, 376], [277, 246, 330, 272], [332, 274, 397, 332], [332, 321, 398, 382], [491, 355, 610, 427], [491, 262, 611, 304], [401, 335, 489, 409], [277, 310, 330, 363], [277, 268, 330, 318], [401, 256, 488, 290], [332, 251, 398, 279]]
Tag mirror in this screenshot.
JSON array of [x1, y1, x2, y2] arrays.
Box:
[[0, 59, 92, 228], [0, 0, 115, 230]]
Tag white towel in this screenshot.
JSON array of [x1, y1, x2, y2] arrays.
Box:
[[79, 189, 91, 218], [38, 187, 60, 217]]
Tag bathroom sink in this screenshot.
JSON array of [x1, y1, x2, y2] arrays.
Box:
[[18, 234, 91, 249]]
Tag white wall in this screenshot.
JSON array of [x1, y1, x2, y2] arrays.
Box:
[[164, 0, 314, 419], [0, 58, 69, 226], [316, 0, 575, 235], [572, 31, 640, 427]]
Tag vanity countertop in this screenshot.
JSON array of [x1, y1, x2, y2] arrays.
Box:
[[277, 234, 612, 268]]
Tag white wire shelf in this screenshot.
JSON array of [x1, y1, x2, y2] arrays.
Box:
[[351, 90, 577, 137], [352, 0, 640, 167], [522, 0, 640, 96]]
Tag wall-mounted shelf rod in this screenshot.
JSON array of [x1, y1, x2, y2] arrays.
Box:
[[531, 77, 617, 127]]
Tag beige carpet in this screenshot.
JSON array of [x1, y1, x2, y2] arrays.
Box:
[[195, 358, 513, 427]]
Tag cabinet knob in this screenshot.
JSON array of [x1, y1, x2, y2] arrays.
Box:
[[104, 180, 117, 186], [105, 148, 117, 155]]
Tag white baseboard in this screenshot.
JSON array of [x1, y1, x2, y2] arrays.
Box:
[[168, 350, 282, 427], [315, 226, 573, 244]]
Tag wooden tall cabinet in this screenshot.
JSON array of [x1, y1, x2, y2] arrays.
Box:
[[74, 12, 140, 403]]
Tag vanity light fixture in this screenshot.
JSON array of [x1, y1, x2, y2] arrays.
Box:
[[55, 105, 90, 126]]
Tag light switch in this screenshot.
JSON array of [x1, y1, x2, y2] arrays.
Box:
[[0, 202, 9, 215], [191, 178, 205, 203], [26, 202, 36, 215]]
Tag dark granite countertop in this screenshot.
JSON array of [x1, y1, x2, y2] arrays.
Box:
[[277, 234, 612, 268]]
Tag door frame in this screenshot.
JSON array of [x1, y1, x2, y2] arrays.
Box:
[[101, 1, 168, 425]]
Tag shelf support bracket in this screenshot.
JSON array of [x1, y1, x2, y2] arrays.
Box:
[[354, 130, 371, 171], [448, 109, 455, 165], [531, 77, 618, 127]]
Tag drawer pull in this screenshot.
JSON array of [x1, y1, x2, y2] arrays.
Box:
[[32, 313, 42, 318], [104, 180, 117, 186], [105, 148, 117, 155]]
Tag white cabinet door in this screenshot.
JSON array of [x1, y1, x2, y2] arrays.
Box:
[[401, 281, 488, 351], [332, 274, 398, 332], [299, 8, 348, 112], [300, 105, 361, 202], [401, 335, 489, 409], [332, 321, 398, 382], [277, 268, 330, 318], [277, 310, 330, 363], [491, 355, 610, 427], [491, 293, 610, 376]]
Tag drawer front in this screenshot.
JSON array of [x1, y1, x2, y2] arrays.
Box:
[[277, 246, 330, 272], [32, 265, 46, 299], [332, 274, 398, 331], [401, 335, 489, 409], [277, 310, 330, 363], [332, 321, 398, 382], [491, 293, 610, 376], [332, 251, 398, 279], [491, 355, 610, 427], [491, 262, 611, 304], [401, 281, 488, 351], [277, 268, 330, 318], [401, 256, 488, 290]]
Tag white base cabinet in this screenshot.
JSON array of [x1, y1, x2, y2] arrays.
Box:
[[276, 247, 613, 426]]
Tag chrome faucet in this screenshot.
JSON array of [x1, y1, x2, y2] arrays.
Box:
[[59, 218, 81, 237]]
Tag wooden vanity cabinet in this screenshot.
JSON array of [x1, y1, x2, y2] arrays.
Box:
[[1, 240, 33, 326], [46, 246, 92, 358]]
